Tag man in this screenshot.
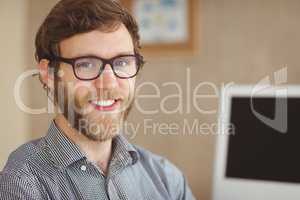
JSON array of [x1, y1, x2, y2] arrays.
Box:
[[0, 0, 195, 199]]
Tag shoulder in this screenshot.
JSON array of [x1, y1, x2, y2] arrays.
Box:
[[134, 145, 187, 194], [133, 145, 196, 199], [134, 145, 183, 177], [0, 139, 46, 199], [1, 138, 43, 177]]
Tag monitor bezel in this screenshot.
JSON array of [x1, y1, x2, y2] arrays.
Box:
[[212, 84, 300, 200]]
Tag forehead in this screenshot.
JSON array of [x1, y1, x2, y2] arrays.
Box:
[[59, 24, 134, 58]]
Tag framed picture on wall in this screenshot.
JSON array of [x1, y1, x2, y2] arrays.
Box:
[[120, 0, 199, 55]]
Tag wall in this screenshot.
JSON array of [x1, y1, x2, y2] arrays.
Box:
[[0, 0, 29, 169], [1, 0, 300, 200], [128, 1, 300, 199]]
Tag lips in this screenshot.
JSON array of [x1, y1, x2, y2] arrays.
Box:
[[89, 99, 121, 111]]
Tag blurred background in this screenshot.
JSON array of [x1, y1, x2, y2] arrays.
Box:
[[1, 0, 300, 199]]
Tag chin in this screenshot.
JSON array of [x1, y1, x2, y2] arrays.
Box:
[[84, 130, 119, 142], [76, 112, 123, 141]]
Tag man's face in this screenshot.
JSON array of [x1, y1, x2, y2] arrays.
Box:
[[57, 24, 136, 141]]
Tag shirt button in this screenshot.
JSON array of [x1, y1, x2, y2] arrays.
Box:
[[80, 165, 87, 171]]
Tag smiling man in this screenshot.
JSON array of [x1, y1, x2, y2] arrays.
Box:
[[0, 0, 195, 199]]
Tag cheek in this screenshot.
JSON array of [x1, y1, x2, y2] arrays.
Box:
[[74, 86, 89, 100], [119, 78, 135, 96], [72, 82, 95, 106], [75, 81, 94, 94]]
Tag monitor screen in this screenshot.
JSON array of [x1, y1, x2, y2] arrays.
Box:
[[226, 97, 300, 183]]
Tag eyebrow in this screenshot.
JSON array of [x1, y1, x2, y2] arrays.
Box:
[[71, 51, 135, 59]]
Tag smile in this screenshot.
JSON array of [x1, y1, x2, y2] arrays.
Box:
[[89, 99, 120, 111]]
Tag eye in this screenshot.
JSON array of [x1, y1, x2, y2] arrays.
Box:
[[114, 56, 137, 68], [114, 60, 129, 67], [76, 61, 93, 69]]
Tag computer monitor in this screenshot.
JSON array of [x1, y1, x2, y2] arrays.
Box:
[[213, 85, 300, 200]]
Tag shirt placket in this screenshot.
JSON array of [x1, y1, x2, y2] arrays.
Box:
[[67, 160, 110, 200]]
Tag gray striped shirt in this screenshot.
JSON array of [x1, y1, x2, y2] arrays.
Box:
[[0, 121, 195, 200]]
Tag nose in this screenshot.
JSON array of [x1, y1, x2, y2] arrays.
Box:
[[94, 64, 118, 89]]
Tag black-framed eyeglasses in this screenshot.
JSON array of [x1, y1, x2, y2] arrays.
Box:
[[52, 53, 144, 80]]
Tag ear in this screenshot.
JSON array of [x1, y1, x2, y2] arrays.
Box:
[[38, 59, 55, 90]]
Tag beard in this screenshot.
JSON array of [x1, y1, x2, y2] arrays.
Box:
[[73, 100, 134, 141], [54, 77, 134, 142]]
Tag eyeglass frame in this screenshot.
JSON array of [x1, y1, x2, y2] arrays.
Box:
[[51, 53, 145, 81]]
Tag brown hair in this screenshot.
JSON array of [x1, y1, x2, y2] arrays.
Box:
[[35, 0, 141, 65]]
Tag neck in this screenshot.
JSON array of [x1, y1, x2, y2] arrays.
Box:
[[54, 114, 112, 175]]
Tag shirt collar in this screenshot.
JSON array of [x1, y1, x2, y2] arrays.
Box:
[[44, 121, 85, 169], [111, 132, 139, 165], [44, 120, 139, 170]]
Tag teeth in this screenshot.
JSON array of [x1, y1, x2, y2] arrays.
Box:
[[92, 100, 115, 107]]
